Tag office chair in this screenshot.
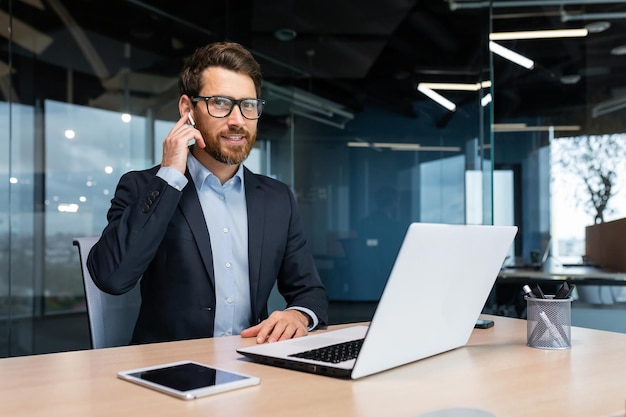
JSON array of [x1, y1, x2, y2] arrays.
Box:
[[73, 236, 141, 349]]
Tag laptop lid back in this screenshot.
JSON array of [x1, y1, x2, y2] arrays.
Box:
[[350, 223, 517, 379]]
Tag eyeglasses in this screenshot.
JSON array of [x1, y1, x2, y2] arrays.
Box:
[[191, 96, 265, 120]]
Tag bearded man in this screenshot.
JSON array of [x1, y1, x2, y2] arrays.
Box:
[[88, 42, 328, 345]]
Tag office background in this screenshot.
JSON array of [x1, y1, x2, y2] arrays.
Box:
[[2, 0, 626, 357]]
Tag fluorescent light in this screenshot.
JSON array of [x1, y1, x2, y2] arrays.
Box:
[[610, 45, 626, 56], [372, 142, 420, 150], [592, 96, 626, 118], [490, 28, 588, 41], [387, 145, 461, 152], [347, 142, 460, 152], [264, 81, 354, 129], [494, 123, 526, 130], [417, 85, 456, 111], [489, 41, 534, 70], [585, 22, 611, 34], [492, 124, 581, 132], [481, 93, 492, 107], [347, 142, 371, 148], [57, 203, 79, 213], [418, 81, 491, 92], [292, 109, 349, 129]]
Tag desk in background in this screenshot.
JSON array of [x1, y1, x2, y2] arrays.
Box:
[[1, 316, 626, 416], [498, 257, 626, 283], [496, 258, 626, 316]]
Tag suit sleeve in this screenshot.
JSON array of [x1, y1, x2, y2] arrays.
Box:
[[87, 169, 182, 295], [276, 186, 329, 327]]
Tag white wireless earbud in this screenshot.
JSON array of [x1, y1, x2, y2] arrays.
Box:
[[187, 113, 195, 127]]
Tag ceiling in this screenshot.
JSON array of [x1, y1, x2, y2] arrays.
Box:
[[3, 0, 626, 132]]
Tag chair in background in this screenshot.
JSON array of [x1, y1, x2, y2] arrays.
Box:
[[73, 237, 141, 349]]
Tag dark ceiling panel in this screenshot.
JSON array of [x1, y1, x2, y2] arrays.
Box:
[[2, 0, 626, 130]]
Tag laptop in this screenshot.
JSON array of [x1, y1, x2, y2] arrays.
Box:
[[237, 222, 517, 379], [502, 234, 551, 271]]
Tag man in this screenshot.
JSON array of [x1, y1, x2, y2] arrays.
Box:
[[88, 41, 328, 345]]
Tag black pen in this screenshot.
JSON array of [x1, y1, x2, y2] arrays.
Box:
[[555, 282, 575, 299], [533, 284, 547, 299]]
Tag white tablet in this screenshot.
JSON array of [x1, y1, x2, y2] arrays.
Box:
[[117, 360, 260, 400]]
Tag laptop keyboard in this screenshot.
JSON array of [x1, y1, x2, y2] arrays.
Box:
[[288, 338, 364, 363]]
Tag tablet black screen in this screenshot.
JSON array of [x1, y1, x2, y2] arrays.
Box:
[[133, 362, 248, 392]]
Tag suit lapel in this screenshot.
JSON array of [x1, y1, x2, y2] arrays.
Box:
[[244, 168, 265, 314], [179, 170, 215, 287]]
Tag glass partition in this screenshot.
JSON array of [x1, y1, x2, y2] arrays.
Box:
[[2, 0, 492, 356], [487, 1, 626, 265]]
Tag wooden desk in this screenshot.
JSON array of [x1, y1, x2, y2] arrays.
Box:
[[1, 316, 625, 417]]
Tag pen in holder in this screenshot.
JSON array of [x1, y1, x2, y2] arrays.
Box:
[[525, 295, 572, 350]]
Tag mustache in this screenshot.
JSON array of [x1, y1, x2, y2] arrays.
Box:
[[221, 126, 248, 136]]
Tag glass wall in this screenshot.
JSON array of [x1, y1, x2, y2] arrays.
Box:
[[1, 0, 501, 357], [487, 1, 626, 262], [487, 1, 626, 317]]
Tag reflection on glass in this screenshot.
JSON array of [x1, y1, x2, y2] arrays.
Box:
[[43, 100, 154, 313]]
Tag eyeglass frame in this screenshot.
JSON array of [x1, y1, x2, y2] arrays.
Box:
[[191, 95, 266, 120]]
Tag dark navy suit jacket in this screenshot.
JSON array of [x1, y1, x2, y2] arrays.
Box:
[[87, 164, 328, 344]]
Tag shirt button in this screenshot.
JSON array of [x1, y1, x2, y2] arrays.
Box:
[[226, 297, 233, 303], [219, 195, 225, 201], [223, 227, 228, 233], [225, 331, 232, 336], [225, 262, 231, 268]]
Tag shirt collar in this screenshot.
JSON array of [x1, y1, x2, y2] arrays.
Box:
[[187, 153, 244, 191]]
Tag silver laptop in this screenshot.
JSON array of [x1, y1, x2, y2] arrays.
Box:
[[502, 233, 551, 271], [237, 222, 517, 379]]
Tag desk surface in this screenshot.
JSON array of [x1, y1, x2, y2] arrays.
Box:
[[1, 316, 625, 417]]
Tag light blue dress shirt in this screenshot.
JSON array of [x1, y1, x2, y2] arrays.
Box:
[[187, 155, 251, 336]]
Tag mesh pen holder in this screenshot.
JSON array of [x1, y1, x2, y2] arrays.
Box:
[[526, 295, 572, 350]]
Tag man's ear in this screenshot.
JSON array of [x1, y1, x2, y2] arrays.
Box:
[[178, 95, 193, 119]]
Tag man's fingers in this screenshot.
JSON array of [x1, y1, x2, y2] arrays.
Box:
[[240, 310, 310, 344], [161, 114, 205, 173]]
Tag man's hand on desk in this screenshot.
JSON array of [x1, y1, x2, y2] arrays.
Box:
[[241, 310, 310, 343]]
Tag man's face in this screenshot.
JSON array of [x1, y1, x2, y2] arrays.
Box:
[[194, 67, 258, 166]]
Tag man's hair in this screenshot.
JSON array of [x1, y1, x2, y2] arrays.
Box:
[[178, 41, 262, 98]]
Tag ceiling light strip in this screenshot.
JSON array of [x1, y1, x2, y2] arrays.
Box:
[[372, 142, 418, 149], [450, 0, 626, 9], [347, 142, 460, 152], [489, 41, 534, 70], [417, 85, 456, 111], [563, 12, 626, 22], [492, 124, 581, 132], [292, 109, 347, 130], [481, 93, 492, 107], [418, 81, 492, 92], [490, 29, 588, 41]]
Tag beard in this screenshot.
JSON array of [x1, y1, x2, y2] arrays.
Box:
[[202, 126, 256, 166]]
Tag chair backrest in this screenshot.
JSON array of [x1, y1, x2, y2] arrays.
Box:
[[73, 237, 141, 349]]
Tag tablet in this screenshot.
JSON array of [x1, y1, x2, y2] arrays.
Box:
[[117, 360, 260, 400]]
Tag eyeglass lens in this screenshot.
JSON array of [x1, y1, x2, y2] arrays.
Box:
[[207, 96, 263, 119]]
